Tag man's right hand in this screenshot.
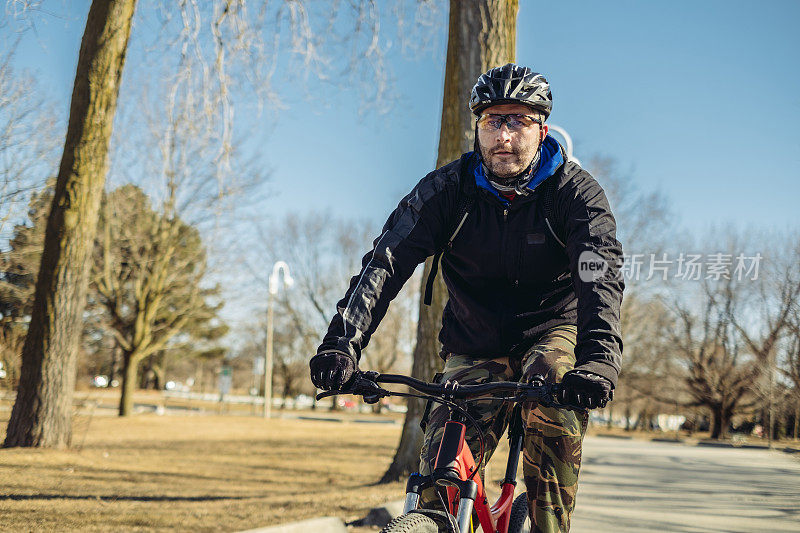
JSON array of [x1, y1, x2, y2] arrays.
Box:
[[559, 369, 613, 409], [309, 351, 357, 391]]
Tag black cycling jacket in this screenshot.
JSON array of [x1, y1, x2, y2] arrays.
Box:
[[317, 146, 625, 386]]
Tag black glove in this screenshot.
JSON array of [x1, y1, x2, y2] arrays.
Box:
[[310, 351, 357, 391], [559, 370, 614, 409]]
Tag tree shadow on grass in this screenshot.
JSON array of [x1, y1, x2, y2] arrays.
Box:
[[0, 494, 254, 502], [81, 438, 391, 455], [0, 462, 284, 487]]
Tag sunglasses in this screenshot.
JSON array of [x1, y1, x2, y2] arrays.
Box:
[[476, 113, 542, 132]]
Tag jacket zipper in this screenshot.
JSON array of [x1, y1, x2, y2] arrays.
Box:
[[504, 207, 522, 287], [500, 206, 510, 348], [501, 207, 509, 277]]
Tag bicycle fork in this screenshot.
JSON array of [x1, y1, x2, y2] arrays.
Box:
[[451, 479, 478, 533], [402, 474, 423, 514], [402, 474, 478, 532], [403, 421, 481, 532]]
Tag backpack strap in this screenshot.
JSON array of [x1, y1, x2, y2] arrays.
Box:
[[542, 167, 567, 249], [423, 163, 475, 306]]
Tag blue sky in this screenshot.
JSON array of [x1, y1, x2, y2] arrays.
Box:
[[4, 0, 799, 236]]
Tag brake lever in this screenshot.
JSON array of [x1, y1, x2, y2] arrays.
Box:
[[515, 378, 553, 402], [315, 390, 340, 401], [517, 382, 585, 412], [314, 371, 386, 404], [353, 372, 386, 404]]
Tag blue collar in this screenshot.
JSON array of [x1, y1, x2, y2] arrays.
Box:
[[472, 134, 565, 205]]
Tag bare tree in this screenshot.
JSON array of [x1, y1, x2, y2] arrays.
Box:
[[381, 0, 519, 483], [591, 157, 673, 441], [253, 214, 371, 338], [0, 45, 60, 237], [0, 50, 60, 387], [4, 0, 408, 445], [4, 0, 137, 448], [92, 70, 260, 417], [582, 158, 674, 429], [668, 280, 743, 439], [779, 306, 800, 439], [664, 234, 800, 439], [612, 292, 679, 430], [90, 183, 225, 416], [247, 213, 376, 408], [585, 156, 670, 255]]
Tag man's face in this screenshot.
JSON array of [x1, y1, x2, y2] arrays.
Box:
[[477, 103, 548, 178]]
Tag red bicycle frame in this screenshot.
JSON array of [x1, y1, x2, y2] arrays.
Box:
[[403, 404, 526, 533]]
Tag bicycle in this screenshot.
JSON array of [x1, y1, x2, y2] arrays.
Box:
[[316, 370, 578, 533]]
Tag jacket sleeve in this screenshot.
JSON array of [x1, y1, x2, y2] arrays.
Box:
[[556, 165, 625, 387], [317, 169, 457, 362]]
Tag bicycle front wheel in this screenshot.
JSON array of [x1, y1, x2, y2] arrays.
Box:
[[380, 512, 442, 533], [507, 492, 531, 533]]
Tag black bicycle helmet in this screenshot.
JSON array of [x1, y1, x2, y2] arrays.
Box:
[[469, 63, 552, 118]]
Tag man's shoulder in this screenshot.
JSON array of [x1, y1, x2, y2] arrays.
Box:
[[555, 160, 589, 184], [554, 160, 603, 195]]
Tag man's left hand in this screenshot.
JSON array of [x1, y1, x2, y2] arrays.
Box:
[[559, 370, 613, 409]]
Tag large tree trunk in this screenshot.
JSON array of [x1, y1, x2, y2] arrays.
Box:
[[435, 1, 517, 169], [119, 351, 138, 417], [380, 0, 518, 482], [151, 360, 165, 391], [107, 343, 122, 388], [197, 361, 205, 393], [709, 404, 732, 440], [3, 0, 137, 448], [139, 355, 152, 389]]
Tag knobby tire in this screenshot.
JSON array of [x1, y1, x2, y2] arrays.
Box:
[[380, 512, 443, 533], [507, 492, 531, 533]]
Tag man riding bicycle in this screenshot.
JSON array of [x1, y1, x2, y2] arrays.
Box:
[[310, 63, 624, 532]]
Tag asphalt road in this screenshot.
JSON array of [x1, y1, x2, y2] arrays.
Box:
[[570, 436, 800, 533]]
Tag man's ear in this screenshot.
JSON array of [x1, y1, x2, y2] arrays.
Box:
[[541, 123, 549, 142]]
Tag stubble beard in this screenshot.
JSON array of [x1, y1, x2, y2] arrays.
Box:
[[479, 142, 537, 182]]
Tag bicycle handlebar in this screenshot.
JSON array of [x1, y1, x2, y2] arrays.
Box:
[[315, 370, 559, 404]]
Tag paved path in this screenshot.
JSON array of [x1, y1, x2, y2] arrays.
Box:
[[232, 427, 800, 533], [570, 436, 800, 532]]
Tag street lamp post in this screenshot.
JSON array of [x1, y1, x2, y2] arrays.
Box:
[[548, 124, 582, 167], [264, 261, 293, 419]]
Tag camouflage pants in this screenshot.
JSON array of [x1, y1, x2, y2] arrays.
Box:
[[418, 325, 588, 533]]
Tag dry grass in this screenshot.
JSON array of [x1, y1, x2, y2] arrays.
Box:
[[5, 394, 785, 533], [0, 411, 406, 532]]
